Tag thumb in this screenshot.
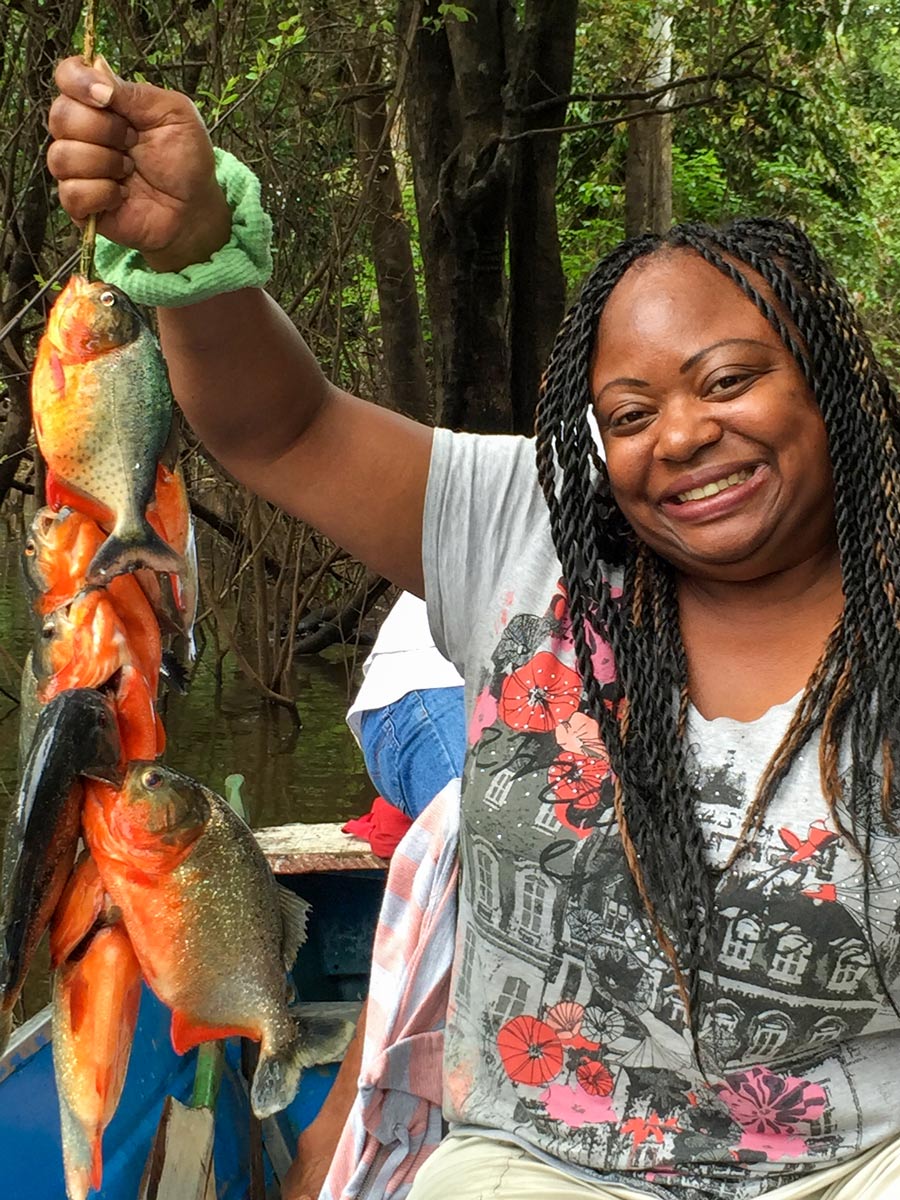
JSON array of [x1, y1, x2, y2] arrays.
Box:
[[68, 53, 198, 133]]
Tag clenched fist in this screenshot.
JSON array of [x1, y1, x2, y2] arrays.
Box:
[[49, 55, 231, 272]]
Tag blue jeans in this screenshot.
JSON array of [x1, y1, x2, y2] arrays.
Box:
[[358, 687, 466, 820]]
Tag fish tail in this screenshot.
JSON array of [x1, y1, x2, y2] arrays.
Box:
[[90, 1133, 104, 1192], [250, 1012, 356, 1119], [86, 519, 184, 585], [58, 1095, 95, 1200]]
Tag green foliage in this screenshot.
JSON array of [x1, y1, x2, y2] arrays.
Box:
[[423, 4, 475, 31]]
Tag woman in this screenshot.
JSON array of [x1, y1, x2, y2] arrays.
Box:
[[48, 55, 900, 1200]]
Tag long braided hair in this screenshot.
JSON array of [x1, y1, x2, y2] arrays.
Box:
[[534, 217, 900, 1046]]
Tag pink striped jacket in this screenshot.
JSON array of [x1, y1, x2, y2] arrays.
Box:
[[319, 779, 460, 1200]]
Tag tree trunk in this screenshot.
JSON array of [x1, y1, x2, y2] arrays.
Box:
[[400, 0, 461, 424], [507, 0, 578, 435], [350, 46, 431, 422], [0, 3, 80, 507], [438, 1, 513, 432], [625, 14, 673, 237]]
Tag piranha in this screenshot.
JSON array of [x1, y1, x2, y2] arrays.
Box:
[[83, 765, 354, 1118], [22, 505, 185, 701], [31, 275, 184, 586], [21, 507, 105, 617], [0, 690, 121, 1053], [51, 856, 141, 1200], [34, 586, 163, 762]]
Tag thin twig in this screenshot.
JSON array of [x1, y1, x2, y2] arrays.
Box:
[[0, 249, 79, 344], [79, 0, 98, 279]]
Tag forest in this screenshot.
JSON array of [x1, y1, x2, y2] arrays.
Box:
[[2, 0, 900, 704]]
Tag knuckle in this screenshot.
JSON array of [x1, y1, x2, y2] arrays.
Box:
[[45, 142, 65, 180], [57, 180, 87, 220], [47, 95, 74, 139]]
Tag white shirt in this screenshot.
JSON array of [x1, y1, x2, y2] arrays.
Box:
[[345, 592, 464, 743]]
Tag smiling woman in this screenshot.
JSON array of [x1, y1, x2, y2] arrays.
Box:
[[592, 255, 836, 586], [46, 51, 900, 1200]]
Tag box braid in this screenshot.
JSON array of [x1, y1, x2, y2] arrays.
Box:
[[534, 216, 900, 1051]]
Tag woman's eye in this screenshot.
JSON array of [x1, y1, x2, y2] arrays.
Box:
[[609, 408, 649, 429], [709, 372, 750, 394]]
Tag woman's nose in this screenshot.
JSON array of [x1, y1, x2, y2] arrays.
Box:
[[652, 396, 723, 462]]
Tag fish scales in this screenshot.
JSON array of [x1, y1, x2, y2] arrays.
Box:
[[83, 765, 354, 1117]]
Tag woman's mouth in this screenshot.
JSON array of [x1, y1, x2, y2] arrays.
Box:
[[673, 467, 754, 504], [660, 464, 767, 522]]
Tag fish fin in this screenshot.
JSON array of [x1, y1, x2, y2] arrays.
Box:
[[160, 650, 189, 695], [170, 1008, 257, 1055], [277, 886, 311, 969], [50, 857, 105, 969], [86, 521, 184, 586], [90, 1135, 103, 1192], [250, 1013, 356, 1119], [58, 1092, 95, 1200], [293, 1011, 357, 1069]]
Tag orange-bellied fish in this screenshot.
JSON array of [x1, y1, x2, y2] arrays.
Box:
[[23, 505, 173, 709], [31, 275, 183, 585], [83, 765, 354, 1118], [21, 507, 105, 617], [0, 690, 121, 1052], [34, 589, 162, 761], [52, 855, 141, 1200]]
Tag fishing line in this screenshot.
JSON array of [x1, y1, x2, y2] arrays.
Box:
[[78, 0, 98, 280]]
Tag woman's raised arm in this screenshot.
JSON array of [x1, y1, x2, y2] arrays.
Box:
[[48, 56, 432, 595]]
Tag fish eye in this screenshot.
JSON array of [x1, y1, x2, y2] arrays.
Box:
[[24, 540, 35, 556], [142, 768, 163, 791], [40, 623, 54, 640], [99, 290, 117, 307]]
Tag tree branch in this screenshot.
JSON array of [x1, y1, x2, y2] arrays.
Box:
[[498, 76, 804, 144]]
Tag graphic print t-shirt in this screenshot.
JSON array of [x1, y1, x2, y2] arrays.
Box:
[[422, 428, 900, 1200]]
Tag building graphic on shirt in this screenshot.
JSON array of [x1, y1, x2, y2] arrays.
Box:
[[445, 582, 900, 1198]]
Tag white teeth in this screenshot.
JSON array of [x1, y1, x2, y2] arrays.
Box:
[[676, 468, 753, 504]]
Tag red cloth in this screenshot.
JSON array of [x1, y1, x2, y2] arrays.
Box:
[[342, 796, 413, 859]]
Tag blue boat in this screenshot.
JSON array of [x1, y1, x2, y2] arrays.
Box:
[[0, 822, 386, 1199]]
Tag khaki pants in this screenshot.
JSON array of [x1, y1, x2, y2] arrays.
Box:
[[408, 1132, 900, 1200]]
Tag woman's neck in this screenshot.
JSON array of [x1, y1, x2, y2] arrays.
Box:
[[676, 545, 844, 722]]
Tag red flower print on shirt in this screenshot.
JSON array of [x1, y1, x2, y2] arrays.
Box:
[[498, 652, 581, 734], [549, 750, 611, 809], [497, 1015, 564, 1086], [576, 1057, 614, 1097]]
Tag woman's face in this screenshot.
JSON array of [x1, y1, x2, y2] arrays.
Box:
[[592, 250, 836, 582]]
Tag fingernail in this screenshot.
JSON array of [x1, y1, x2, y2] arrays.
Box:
[[89, 83, 113, 107], [124, 127, 138, 148], [122, 157, 135, 176]]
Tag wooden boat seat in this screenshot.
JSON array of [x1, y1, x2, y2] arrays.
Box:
[[255, 821, 385, 875]]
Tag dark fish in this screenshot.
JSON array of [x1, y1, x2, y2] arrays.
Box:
[[0, 689, 121, 1051]]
